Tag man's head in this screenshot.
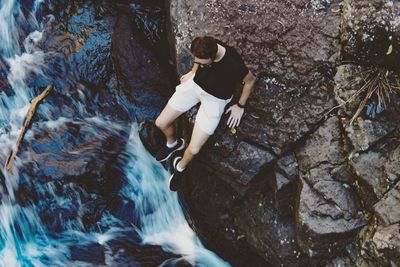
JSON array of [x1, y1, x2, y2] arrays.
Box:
[[190, 36, 218, 65]]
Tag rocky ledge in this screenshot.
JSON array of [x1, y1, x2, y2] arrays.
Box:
[[143, 0, 400, 266]]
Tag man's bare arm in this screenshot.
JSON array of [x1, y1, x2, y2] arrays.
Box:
[[225, 70, 257, 128], [238, 70, 257, 106], [180, 63, 199, 83], [191, 62, 199, 73]]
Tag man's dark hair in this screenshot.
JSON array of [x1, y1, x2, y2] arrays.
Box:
[[190, 36, 218, 60]]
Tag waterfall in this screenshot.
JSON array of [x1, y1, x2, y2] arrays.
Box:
[[0, 1, 230, 266], [121, 127, 230, 266]]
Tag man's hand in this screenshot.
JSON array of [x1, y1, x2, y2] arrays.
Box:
[[225, 104, 244, 128], [180, 71, 195, 83]]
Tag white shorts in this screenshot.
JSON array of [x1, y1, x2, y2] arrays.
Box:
[[168, 78, 232, 135]]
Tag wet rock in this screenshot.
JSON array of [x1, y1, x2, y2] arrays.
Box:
[[81, 193, 108, 227], [372, 224, 400, 265], [356, 197, 400, 267], [341, 0, 400, 69], [65, 2, 116, 89], [234, 191, 310, 267], [271, 153, 299, 216], [111, 4, 171, 121], [356, 217, 400, 266], [245, 79, 336, 155], [138, 120, 165, 157], [373, 181, 400, 226], [296, 177, 365, 257], [129, 0, 166, 48], [233, 141, 275, 184], [334, 63, 400, 214], [295, 116, 365, 257], [296, 116, 346, 171], [29, 4, 130, 121], [354, 218, 400, 267], [274, 153, 299, 183], [0, 58, 13, 97], [38, 0, 171, 123], [109, 195, 136, 225], [181, 163, 275, 267], [127, 0, 171, 63], [330, 164, 355, 184], [43, 0, 82, 22], [70, 242, 105, 265], [13, 118, 129, 231], [105, 230, 187, 266], [349, 130, 400, 207], [112, 4, 172, 96], [345, 118, 396, 152], [34, 182, 100, 232], [180, 114, 277, 194], [17, 118, 129, 190], [225, 141, 276, 186], [333, 64, 366, 118]]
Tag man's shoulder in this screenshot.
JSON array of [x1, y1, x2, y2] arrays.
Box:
[[225, 46, 245, 64], [216, 39, 236, 53], [215, 38, 241, 53]]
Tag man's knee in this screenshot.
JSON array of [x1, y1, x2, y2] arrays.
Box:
[[155, 116, 169, 130], [188, 144, 201, 155]]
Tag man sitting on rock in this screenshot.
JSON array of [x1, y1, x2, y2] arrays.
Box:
[[155, 36, 256, 191]]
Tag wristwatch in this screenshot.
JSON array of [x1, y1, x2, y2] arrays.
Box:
[[237, 102, 245, 108]]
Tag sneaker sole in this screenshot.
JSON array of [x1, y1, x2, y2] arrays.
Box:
[[168, 173, 176, 191], [173, 156, 182, 169], [169, 156, 182, 191], [158, 138, 185, 162]]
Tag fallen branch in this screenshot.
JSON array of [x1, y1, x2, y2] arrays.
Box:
[[5, 84, 54, 173]]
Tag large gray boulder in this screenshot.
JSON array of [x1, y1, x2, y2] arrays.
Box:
[[295, 116, 366, 257]]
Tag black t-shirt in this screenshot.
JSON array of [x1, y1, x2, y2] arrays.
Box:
[[193, 44, 249, 100]]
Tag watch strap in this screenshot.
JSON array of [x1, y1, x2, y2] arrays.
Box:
[[237, 102, 245, 108]]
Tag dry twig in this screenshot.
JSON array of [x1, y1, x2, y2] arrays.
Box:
[[5, 84, 54, 173]]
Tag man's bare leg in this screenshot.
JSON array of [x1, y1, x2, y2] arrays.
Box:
[[177, 122, 211, 170], [155, 104, 184, 144]]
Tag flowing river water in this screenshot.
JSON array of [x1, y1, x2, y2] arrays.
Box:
[[0, 0, 230, 266]]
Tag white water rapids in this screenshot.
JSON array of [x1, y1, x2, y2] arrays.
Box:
[[0, 0, 230, 266]]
